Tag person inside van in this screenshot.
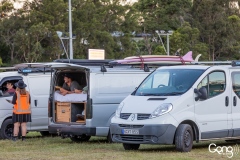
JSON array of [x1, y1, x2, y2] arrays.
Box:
[[3, 81, 15, 96], [59, 74, 83, 96]]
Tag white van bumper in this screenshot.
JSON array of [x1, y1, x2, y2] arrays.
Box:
[[110, 123, 176, 144]]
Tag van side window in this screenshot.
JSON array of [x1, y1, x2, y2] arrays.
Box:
[[232, 72, 240, 98], [197, 71, 226, 98], [0, 80, 18, 97]]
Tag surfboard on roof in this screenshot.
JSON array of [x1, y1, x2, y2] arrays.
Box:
[[110, 51, 196, 65]]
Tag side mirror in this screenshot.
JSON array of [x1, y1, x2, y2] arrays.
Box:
[[131, 87, 138, 95], [194, 87, 207, 101]]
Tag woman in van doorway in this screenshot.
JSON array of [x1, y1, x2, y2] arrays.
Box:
[[10, 80, 31, 141]]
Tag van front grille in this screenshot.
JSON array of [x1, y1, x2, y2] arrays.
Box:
[[120, 113, 150, 120], [119, 124, 144, 128], [114, 134, 151, 142], [120, 113, 131, 120], [137, 114, 150, 120]]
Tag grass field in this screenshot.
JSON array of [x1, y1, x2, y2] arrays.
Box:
[[0, 132, 239, 160]]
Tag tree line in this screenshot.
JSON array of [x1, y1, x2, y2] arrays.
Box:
[[0, 0, 240, 66]]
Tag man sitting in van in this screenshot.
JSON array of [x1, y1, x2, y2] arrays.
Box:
[[59, 74, 83, 96], [3, 81, 16, 96]]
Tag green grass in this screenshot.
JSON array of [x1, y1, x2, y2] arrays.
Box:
[[0, 132, 239, 160]]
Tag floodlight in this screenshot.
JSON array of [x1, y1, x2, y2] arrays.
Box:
[[160, 30, 165, 34]]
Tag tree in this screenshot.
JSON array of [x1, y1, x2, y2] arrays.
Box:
[[72, 0, 139, 59], [0, 0, 16, 64], [192, 0, 240, 61], [14, 23, 49, 62], [170, 22, 208, 60], [26, 0, 68, 61], [133, 0, 192, 55]]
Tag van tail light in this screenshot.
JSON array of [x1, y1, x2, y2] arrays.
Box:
[[48, 97, 53, 117], [86, 98, 92, 119]]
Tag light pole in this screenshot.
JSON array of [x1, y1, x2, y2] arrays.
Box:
[[155, 30, 173, 56], [68, 0, 73, 59], [56, 31, 69, 59]]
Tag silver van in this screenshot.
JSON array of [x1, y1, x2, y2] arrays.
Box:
[[0, 64, 51, 139], [47, 60, 151, 142]]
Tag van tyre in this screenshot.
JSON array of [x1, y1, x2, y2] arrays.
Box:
[[0, 119, 13, 139], [123, 143, 140, 150], [175, 124, 193, 152], [70, 135, 91, 143]]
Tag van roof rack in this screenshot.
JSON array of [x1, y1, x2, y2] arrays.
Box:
[[14, 63, 51, 75], [192, 61, 232, 65], [53, 59, 113, 66]]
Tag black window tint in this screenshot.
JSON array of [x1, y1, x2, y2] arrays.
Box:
[[232, 72, 240, 98]]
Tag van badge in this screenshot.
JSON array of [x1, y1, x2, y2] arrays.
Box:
[[131, 114, 135, 121]]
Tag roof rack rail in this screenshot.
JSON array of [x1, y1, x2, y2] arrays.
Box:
[[13, 63, 52, 75], [13, 63, 50, 69], [53, 59, 114, 66], [193, 61, 232, 65]]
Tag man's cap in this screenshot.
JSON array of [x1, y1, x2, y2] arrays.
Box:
[[15, 80, 27, 89]]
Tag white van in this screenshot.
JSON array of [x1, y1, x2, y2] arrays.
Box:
[[110, 63, 240, 152], [47, 60, 151, 142], [0, 64, 51, 139]]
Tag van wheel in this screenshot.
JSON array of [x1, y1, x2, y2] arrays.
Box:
[[123, 143, 140, 150], [0, 119, 13, 139], [70, 135, 91, 143], [175, 124, 193, 152]]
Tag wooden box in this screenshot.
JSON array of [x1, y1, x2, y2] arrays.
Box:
[[55, 102, 86, 123], [56, 102, 71, 122]]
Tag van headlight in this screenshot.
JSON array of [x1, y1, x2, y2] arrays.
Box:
[[149, 103, 173, 119], [115, 102, 124, 118]]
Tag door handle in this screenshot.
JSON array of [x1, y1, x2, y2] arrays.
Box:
[[233, 96, 237, 107], [34, 100, 37, 107], [225, 96, 229, 107]]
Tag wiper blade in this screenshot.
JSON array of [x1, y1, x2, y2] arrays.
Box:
[[141, 94, 156, 96], [141, 93, 164, 96], [162, 92, 183, 96]]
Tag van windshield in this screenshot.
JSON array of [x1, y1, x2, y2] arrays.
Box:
[[134, 69, 204, 96]]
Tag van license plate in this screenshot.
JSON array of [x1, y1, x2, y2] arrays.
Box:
[[122, 129, 139, 135]]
